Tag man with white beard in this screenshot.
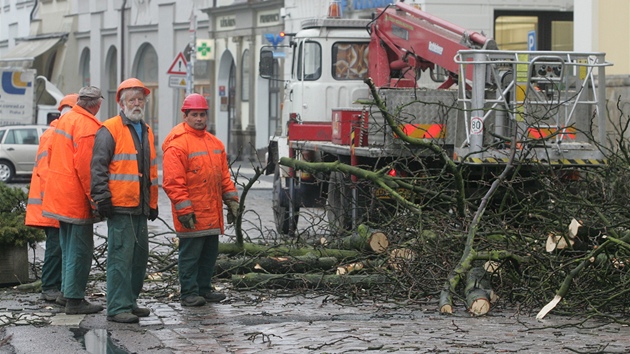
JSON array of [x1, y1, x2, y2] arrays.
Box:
[[90, 78, 159, 323]]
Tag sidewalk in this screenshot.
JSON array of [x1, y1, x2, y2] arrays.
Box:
[[2, 285, 630, 353]]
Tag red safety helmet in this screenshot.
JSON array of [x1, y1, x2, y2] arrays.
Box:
[[181, 93, 209, 112], [57, 93, 79, 112], [116, 78, 150, 103]]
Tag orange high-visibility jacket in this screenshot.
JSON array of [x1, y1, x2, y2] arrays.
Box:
[[98, 115, 158, 209], [25, 120, 59, 228], [42, 105, 102, 224], [162, 122, 238, 237]]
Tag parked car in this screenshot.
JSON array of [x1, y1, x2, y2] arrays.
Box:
[[0, 125, 49, 182]]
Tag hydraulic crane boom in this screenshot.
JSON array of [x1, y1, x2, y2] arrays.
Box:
[[368, 1, 497, 88]]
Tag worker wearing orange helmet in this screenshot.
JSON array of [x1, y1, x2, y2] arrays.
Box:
[[58, 93, 79, 115], [162, 93, 239, 307], [25, 93, 77, 304], [91, 77, 158, 323], [42, 86, 104, 315]]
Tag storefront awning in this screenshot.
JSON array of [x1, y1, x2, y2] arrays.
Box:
[[0, 37, 62, 67]]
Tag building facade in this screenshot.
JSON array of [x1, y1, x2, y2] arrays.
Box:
[[1, 0, 629, 158]]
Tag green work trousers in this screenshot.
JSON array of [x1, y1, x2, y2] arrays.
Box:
[[41, 227, 62, 292], [178, 235, 219, 298], [59, 222, 94, 299], [106, 214, 149, 316]]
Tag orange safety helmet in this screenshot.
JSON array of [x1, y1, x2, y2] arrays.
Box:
[[181, 93, 209, 112], [116, 78, 150, 103], [57, 93, 79, 112]]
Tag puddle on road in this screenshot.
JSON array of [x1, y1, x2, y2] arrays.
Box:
[[70, 328, 128, 354]]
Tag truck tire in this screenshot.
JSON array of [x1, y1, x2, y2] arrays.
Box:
[[272, 165, 299, 236], [0, 160, 15, 183], [326, 171, 353, 234]]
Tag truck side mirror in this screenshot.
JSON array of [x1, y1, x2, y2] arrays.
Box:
[[259, 50, 274, 79]]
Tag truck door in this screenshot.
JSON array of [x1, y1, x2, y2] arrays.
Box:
[[286, 39, 322, 126]]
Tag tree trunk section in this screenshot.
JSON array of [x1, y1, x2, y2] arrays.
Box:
[[215, 255, 338, 277], [465, 266, 493, 316], [218, 242, 361, 260], [231, 273, 388, 290]]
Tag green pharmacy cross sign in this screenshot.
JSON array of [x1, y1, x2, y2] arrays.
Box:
[[196, 39, 213, 60]]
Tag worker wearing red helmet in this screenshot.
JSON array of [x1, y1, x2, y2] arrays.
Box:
[[25, 92, 78, 305], [90, 78, 158, 323], [162, 93, 239, 307]]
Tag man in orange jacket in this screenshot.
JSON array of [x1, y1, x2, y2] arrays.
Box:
[[162, 93, 239, 307], [25, 93, 78, 303], [91, 78, 158, 323], [42, 86, 104, 315]]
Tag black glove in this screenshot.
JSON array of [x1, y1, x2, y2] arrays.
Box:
[[178, 213, 197, 229], [97, 198, 113, 219], [149, 208, 158, 221]]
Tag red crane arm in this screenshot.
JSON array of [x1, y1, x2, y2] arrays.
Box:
[[368, 2, 496, 88]]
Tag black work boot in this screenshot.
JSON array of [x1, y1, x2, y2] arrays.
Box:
[[65, 298, 103, 315], [203, 292, 226, 303], [55, 292, 67, 306]]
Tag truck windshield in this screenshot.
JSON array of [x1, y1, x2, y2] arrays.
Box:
[[332, 42, 369, 80], [296, 41, 321, 81]]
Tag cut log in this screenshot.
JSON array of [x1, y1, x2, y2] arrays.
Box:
[[464, 266, 493, 316], [439, 291, 453, 314], [214, 255, 338, 277], [546, 232, 574, 252], [321, 224, 389, 254], [388, 248, 417, 271], [466, 289, 491, 316], [336, 262, 364, 275], [217, 242, 361, 259], [483, 261, 500, 273], [568, 218, 582, 239], [231, 272, 388, 289]]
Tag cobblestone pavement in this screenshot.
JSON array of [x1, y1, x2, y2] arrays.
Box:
[[1, 286, 630, 354], [2, 166, 630, 353]]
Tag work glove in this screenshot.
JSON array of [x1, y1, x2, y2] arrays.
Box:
[[178, 213, 197, 229], [96, 198, 113, 219], [149, 207, 158, 221], [226, 200, 240, 225]]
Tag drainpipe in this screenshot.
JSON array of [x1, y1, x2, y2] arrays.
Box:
[[121, 0, 127, 81]]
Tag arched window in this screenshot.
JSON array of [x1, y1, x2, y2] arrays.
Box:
[[133, 44, 159, 147], [105, 46, 118, 117], [241, 49, 250, 101], [79, 48, 91, 87]]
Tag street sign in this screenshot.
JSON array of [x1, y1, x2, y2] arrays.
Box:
[[167, 52, 187, 75], [196, 39, 215, 60], [169, 75, 187, 88], [528, 30, 536, 51]]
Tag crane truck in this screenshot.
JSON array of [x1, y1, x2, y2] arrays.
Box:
[[260, 2, 611, 236]]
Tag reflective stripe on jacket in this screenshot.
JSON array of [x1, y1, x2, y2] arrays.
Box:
[[42, 105, 102, 224], [91, 114, 158, 215], [25, 120, 59, 228], [162, 122, 238, 237]]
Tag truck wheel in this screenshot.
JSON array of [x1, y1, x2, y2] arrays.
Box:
[[326, 171, 352, 234], [272, 165, 299, 235], [0, 160, 15, 183]]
